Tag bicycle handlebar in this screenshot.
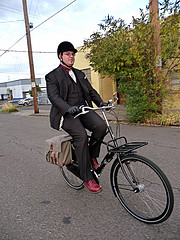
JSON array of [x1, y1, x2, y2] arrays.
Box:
[[74, 100, 115, 118]]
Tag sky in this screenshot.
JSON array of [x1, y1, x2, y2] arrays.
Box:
[[0, 0, 148, 83]]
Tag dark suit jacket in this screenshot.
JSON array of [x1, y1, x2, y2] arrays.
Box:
[[45, 65, 103, 130]]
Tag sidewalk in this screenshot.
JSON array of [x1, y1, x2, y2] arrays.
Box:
[[3, 104, 180, 126], [12, 104, 128, 122], [13, 109, 50, 117]]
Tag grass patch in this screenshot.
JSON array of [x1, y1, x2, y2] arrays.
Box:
[[147, 111, 180, 126], [1, 102, 19, 113]]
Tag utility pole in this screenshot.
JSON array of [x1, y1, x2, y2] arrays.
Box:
[[22, 0, 39, 113], [149, 0, 162, 113], [149, 0, 162, 71]]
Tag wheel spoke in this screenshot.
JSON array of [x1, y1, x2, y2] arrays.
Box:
[[111, 154, 174, 224], [60, 163, 84, 190]]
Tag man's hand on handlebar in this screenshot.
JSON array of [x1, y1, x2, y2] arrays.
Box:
[[99, 102, 108, 107], [99, 101, 112, 110], [71, 99, 114, 118], [67, 106, 79, 115]]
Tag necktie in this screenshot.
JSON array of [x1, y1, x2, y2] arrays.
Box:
[[69, 69, 76, 83]]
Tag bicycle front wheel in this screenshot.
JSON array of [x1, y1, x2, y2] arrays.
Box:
[[110, 154, 174, 224], [60, 162, 84, 190]]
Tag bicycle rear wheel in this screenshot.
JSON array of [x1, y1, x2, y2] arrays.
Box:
[[110, 154, 174, 224], [60, 162, 84, 190]]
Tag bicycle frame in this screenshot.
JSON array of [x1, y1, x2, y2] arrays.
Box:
[[80, 106, 148, 190], [74, 104, 147, 190], [101, 108, 148, 190], [61, 98, 174, 224]]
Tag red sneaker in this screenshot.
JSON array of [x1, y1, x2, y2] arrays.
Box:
[[90, 158, 100, 170], [84, 179, 102, 193]]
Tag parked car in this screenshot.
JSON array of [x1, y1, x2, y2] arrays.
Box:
[[18, 97, 33, 106], [8, 100, 19, 106]]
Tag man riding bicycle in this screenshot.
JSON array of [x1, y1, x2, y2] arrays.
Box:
[[45, 41, 108, 193]]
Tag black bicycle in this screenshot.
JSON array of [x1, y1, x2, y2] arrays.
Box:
[[60, 94, 174, 224]]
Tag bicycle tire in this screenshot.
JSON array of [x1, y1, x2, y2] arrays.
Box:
[[60, 162, 84, 190], [110, 154, 174, 224]]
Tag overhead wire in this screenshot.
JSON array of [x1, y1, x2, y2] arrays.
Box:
[[31, 0, 40, 20], [0, 3, 23, 15], [0, 49, 56, 53], [0, 20, 24, 23], [29, 0, 76, 34], [0, 0, 76, 58], [13, 19, 26, 78], [0, 34, 27, 58], [0, 3, 40, 19]]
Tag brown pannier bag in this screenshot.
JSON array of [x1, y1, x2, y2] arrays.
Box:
[[45, 135, 72, 167]]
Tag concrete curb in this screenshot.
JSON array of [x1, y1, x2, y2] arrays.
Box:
[[2, 107, 179, 128]]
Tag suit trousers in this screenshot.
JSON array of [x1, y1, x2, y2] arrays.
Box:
[[62, 111, 107, 182]]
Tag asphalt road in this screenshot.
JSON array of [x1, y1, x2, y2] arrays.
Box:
[[0, 107, 180, 240]]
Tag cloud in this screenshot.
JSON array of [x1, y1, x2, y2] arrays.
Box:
[[96, 0, 133, 11], [0, 0, 147, 82], [0, 0, 23, 18]]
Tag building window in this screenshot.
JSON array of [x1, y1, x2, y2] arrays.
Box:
[[82, 68, 91, 83]]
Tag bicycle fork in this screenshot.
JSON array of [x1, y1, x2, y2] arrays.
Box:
[[117, 154, 143, 193]]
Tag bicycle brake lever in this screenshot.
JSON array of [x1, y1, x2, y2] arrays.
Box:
[[74, 109, 89, 118]]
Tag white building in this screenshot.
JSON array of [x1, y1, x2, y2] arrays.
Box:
[[0, 78, 46, 101]]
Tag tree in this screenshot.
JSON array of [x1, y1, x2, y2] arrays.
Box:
[[84, 0, 179, 123]]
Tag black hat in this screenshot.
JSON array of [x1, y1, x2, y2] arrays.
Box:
[[57, 41, 77, 58]]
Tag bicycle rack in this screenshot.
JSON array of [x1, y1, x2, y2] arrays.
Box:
[[107, 137, 148, 154]]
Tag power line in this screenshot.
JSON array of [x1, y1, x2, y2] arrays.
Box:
[[29, 0, 76, 33], [0, 4, 23, 15], [0, 49, 56, 53], [0, 0, 76, 58], [0, 34, 27, 57], [0, 3, 40, 18], [0, 20, 24, 23]]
